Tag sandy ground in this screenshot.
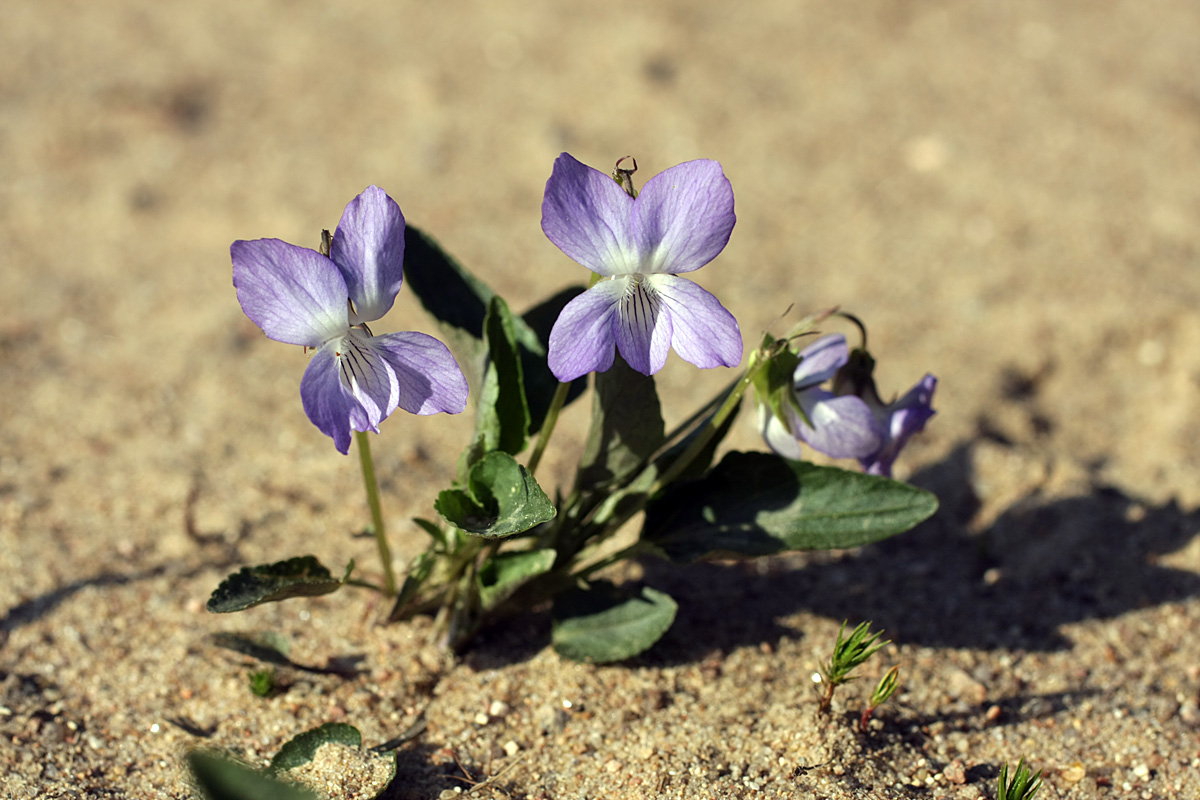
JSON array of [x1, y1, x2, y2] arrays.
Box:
[[3, 0, 1200, 797]]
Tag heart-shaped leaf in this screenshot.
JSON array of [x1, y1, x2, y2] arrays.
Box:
[[551, 581, 677, 663], [269, 723, 362, 773], [207, 556, 345, 613], [477, 549, 557, 608], [435, 451, 556, 538]]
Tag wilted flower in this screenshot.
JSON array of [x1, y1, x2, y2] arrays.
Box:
[[232, 186, 468, 454], [540, 153, 742, 382], [760, 334, 935, 477], [835, 348, 937, 476]]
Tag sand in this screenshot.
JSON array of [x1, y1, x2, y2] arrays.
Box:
[[3, 0, 1199, 797]]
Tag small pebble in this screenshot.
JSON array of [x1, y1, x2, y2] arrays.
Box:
[[1061, 762, 1086, 783], [943, 759, 967, 785]]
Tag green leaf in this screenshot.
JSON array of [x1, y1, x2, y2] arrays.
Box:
[[188, 750, 319, 800], [551, 581, 677, 663], [584, 380, 740, 531], [248, 668, 276, 698], [207, 556, 344, 613], [477, 548, 557, 608], [577, 357, 665, 490], [435, 451, 556, 538], [653, 394, 742, 486], [642, 451, 939, 562], [402, 225, 578, 426], [463, 297, 531, 469], [401, 226, 494, 371], [751, 343, 807, 434], [411, 517, 448, 549], [269, 723, 362, 773], [385, 549, 438, 622]]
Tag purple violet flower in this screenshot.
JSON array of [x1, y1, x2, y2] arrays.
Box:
[[232, 186, 468, 454], [760, 333, 936, 477], [540, 153, 743, 382]]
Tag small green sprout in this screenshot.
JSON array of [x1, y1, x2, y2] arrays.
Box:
[[859, 664, 900, 732], [248, 668, 276, 698], [997, 758, 1043, 800], [817, 620, 889, 714]]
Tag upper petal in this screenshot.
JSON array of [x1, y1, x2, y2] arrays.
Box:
[[370, 331, 470, 416], [547, 279, 625, 381], [651, 274, 742, 369], [793, 334, 849, 389], [330, 186, 406, 324], [232, 238, 349, 346], [632, 160, 735, 275], [796, 388, 885, 459], [541, 153, 638, 277]]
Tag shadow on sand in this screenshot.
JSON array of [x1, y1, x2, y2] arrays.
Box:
[[631, 442, 1200, 662]]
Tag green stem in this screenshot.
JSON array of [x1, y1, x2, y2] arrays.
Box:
[[344, 577, 388, 592], [526, 381, 571, 477], [648, 366, 758, 496], [355, 430, 397, 596], [573, 362, 762, 552], [660, 376, 738, 446], [574, 540, 650, 581]]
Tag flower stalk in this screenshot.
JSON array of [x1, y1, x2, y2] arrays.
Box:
[[355, 431, 396, 596], [526, 380, 571, 477]]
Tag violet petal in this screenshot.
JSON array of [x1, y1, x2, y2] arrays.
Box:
[[299, 346, 368, 455], [632, 160, 736, 275], [231, 239, 349, 346], [547, 279, 625, 381], [616, 278, 672, 375], [330, 186, 407, 325], [862, 374, 937, 476], [541, 153, 638, 277], [759, 405, 806, 461], [653, 274, 742, 369], [371, 331, 470, 415], [793, 334, 849, 389], [795, 388, 884, 459]]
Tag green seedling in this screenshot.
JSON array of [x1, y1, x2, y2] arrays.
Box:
[[997, 757, 1043, 800], [817, 620, 889, 714], [248, 668, 276, 698], [859, 664, 900, 732]]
